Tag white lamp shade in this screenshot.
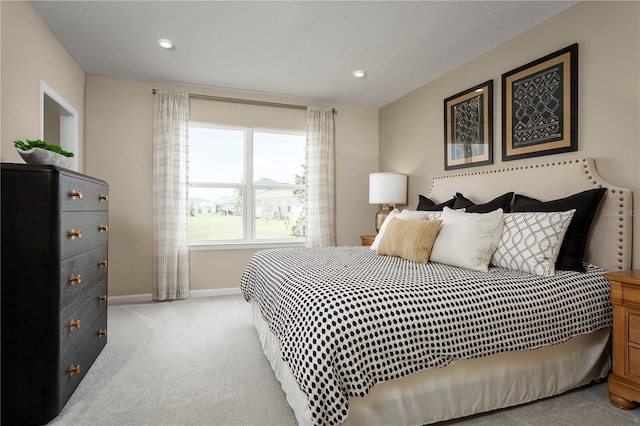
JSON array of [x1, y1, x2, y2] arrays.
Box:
[[369, 172, 407, 205]]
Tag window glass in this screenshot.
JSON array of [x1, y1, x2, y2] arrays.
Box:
[[189, 126, 243, 183], [254, 188, 305, 239], [253, 131, 305, 185], [188, 123, 305, 244], [188, 187, 243, 240]]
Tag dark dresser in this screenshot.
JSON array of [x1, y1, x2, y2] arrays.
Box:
[[1, 163, 109, 425]]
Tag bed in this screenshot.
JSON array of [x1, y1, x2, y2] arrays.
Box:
[[240, 157, 633, 426]]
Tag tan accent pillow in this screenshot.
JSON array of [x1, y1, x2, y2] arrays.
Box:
[[376, 218, 443, 264]]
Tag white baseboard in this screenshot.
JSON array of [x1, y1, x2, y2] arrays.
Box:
[[108, 293, 153, 305], [108, 287, 242, 305], [190, 288, 243, 298]]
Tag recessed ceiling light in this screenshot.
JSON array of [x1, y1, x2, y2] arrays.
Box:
[[352, 70, 367, 79], [157, 38, 175, 49]]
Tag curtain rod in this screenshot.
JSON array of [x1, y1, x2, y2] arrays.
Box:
[[152, 89, 336, 114]]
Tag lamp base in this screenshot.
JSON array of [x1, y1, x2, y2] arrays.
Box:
[[375, 204, 393, 233]]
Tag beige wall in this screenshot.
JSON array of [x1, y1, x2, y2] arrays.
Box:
[[0, 1, 85, 169], [9, 0, 635, 297], [85, 75, 379, 296], [379, 1, 640, 268]]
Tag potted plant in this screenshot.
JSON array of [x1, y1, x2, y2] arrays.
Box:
[[14, 139, 74, 169]]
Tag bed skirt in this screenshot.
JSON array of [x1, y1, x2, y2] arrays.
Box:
[[250, 299, 611, 426]]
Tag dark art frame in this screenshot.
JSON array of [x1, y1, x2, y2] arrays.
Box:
[[443, 80, 493, 170], [502, 43, 578, 161]]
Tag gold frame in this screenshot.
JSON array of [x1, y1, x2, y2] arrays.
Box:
[[502, 44, 578, 161], [444, 80, 493, 170]]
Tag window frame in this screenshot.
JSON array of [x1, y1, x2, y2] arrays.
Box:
[[188, 121, 306, 249]]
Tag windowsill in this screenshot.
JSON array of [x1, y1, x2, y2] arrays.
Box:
[[189, 240, 305, 251]]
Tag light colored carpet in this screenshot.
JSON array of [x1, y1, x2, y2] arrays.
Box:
[[51, 295, 640, 426]]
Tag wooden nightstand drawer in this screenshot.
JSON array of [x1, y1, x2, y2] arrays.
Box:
[[629, 347, 640, 377], [623, 284, 640, 307], [630, 314, 640, 345]]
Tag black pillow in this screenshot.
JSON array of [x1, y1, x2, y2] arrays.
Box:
[[453, 192, 514, 213], [417, 195, 455, 211], [512, 188, 607, 272]]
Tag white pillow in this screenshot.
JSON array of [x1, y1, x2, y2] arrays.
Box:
[[491, 210, 575, 276], [430, 207, 504, 272], [397, 209, 442, 220], [370, 209, 441, 251]]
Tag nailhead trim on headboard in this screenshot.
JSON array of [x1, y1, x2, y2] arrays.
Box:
[[427, 158, 632, 271]]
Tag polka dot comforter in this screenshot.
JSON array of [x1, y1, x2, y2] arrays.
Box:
[[240, 246, 612, 426]]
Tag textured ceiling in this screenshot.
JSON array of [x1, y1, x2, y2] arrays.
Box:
[[31, 1, 578, 108]]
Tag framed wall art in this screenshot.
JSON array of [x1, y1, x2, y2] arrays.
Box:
[[502, 43, 578, 161], [444, 80, 493, 170]]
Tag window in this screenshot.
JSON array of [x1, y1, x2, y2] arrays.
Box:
[[188, 122, 306, 246]]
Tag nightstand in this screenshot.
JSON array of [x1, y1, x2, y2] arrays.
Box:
[[606, 270, 640, 410], [360, 235, 376, 246]]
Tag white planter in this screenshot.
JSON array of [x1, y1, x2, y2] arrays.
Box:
[[16, 147, 73, 169]]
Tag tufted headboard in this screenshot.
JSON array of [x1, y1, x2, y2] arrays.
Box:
[[427, 158, 632, 272]]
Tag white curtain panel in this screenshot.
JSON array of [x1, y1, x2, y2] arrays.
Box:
[[305, 107, 336, 247], [152, 91, 190, 300]]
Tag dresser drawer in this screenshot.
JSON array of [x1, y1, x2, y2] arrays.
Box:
[[60, 175, 109, 212], [630, 313, 640, 345], [629, 346, 640, 377], [60, 278, 107, 353], [60, 245, 108, 308], [61, 211, 109, 259], [622, 283, 640, 307], [59, 311, 107, 406]]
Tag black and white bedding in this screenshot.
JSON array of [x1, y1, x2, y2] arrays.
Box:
[[240, 246, 612, 426]]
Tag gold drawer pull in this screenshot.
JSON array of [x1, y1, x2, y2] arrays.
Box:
[[69, 229, 82, 240], [69, 274, 82, 285], [98, 295, 108, 302], [99, 194, 109, 202], [70, 189, 83, 200], [98, 259, 108, 268], [69, 364, 81, 376], [69, 319, 81, 330], [99, 225, 109, 232], [98, 329, 108, 337]]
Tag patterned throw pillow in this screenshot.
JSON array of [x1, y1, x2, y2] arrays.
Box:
[[491, 210, 575, 276], [376, 218, 443, 264], [512, 188, 607, 272]]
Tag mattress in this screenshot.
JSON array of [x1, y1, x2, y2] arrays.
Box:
[[252, 299, 611, 426]]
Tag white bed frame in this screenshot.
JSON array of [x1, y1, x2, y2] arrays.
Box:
[[251, 157, 633, 425]]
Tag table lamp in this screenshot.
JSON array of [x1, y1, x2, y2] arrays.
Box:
[[369, 172, 407, 232]]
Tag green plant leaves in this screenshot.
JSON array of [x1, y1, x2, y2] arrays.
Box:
[[13, 139, 74, 157]]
